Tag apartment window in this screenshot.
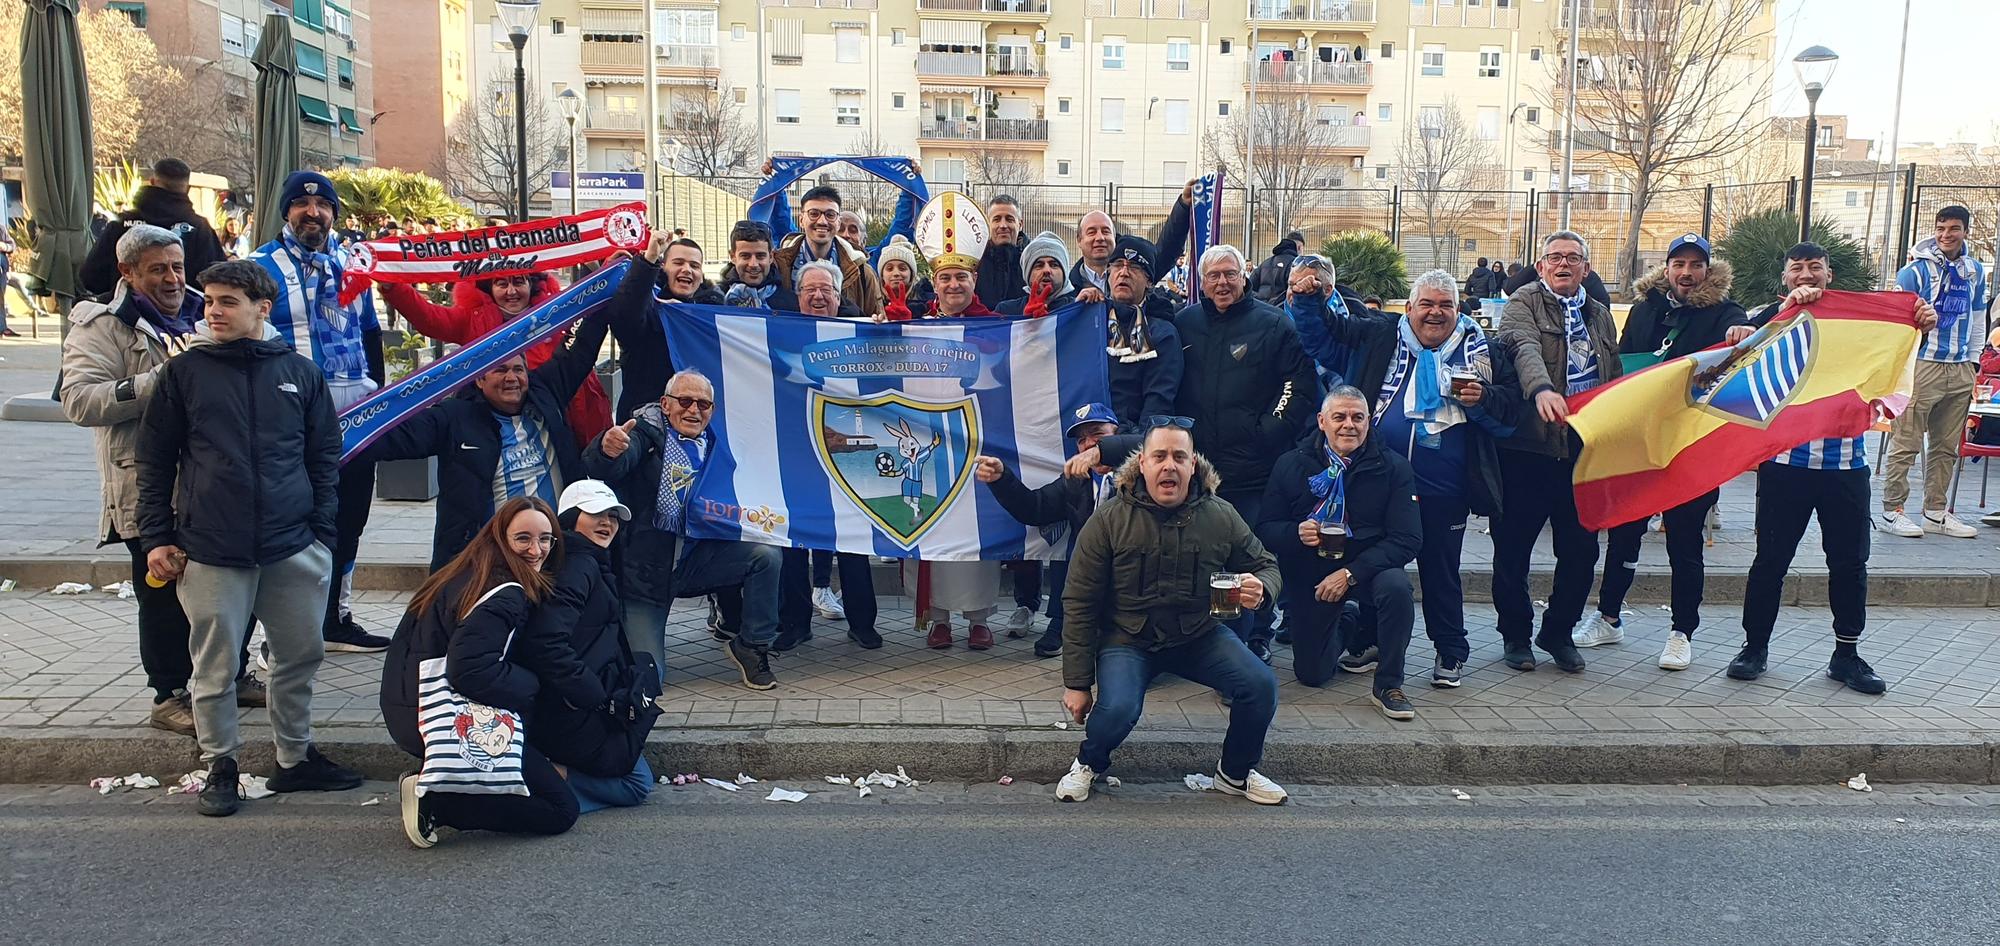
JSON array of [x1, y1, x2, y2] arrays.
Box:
[[836, 102, 861, 126], [1529, 46, 1542, 62], [1099, 160, 1125, 186], [1375, 166, 1388, 180], [1102, 36, 1125, 70], [1163, 161, 1188, 184], [1523, 169, 1535, 182], [294, 0, 324, 30], [733, 87, 747, 104], [1057, 160, 1071, 176], [1464, 239, 1478, 254], [337, 57, 354, 90], [1166, 38, 1192, 72], [835, 28, 863, 64], [1219, 38, 1232, 55], [1058, 97, 1071, 114], [1315, 104, 1339, 126], [1379, 42, 1393, 59], [1421, 44, 1445, 77], [892, 28, 905, 46], [1477, 106, 1500, 140], [893, 92, 906, 109], [221, 12, 248, 56], [1845, 191, 1860, 207], [657, 9, 717, 46], [774, 89, 801, 124], [296, 42, 328, 79], [929, 158, 967, 185], [1478, 46, 1502, 78], [1218, 101, 1231, 116], [1100, 98, 1125, 132], [1378, 103, 1392, 121], [1419, 105, 1444, 138], [1164, 99, 1190, 135], [732, 24, 746, 41], [549, 18, 564, 35], [1061, 34, 1073, 51], [1525, 107, 1540, 124], [108, 1, 145, 27]]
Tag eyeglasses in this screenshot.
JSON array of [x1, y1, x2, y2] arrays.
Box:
[[1143, 415, 1195, 430], [671, 396, 715, 412], [1541, 253, 1587, 265], [803, 209, 840, 221]]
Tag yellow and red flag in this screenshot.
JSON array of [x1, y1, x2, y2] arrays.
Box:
[[1566, 290, 1919, 531]]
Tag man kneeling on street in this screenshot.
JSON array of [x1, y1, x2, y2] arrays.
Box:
[[1056, 421, 1287, 804], [1258, 387, 1423, 719]]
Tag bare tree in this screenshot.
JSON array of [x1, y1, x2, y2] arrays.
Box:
[[966, 150, 1040, 188], [665, 87, 758, 181], [1546, 0, 1773, 285], [1202, 91, 1360, 244], [1396, 97, 1498, 274], [443, 91, 568, 215], [132, 62, 256, 193]]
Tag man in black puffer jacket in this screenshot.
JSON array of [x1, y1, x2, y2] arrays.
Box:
[[80, 158, 228, 294], [609, 233, 726, 420], [135, 260, 359, 816], [1248, 232, 1302, 305]]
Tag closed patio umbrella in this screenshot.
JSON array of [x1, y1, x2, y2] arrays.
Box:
[[250, 11, 299, 248], [18, 0, 94, 311]]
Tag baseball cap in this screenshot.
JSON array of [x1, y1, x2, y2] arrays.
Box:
[[1666, 232, 1711, 262], [1065, 402, 1119, 437], [557, 479, 631, 521]]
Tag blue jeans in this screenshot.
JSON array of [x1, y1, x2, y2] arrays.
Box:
[[1077, 626, 1278, 780], [1042, 560, 1068, 637], [569, 756, 653, 815], [624, 538, 783, 670]]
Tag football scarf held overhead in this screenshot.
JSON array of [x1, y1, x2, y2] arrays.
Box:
[[1186, 170, 1225, 305], [337, 203, 651, 305], [1564, 290, 1920, 532]]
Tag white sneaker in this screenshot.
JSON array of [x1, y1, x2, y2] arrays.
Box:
[[1659, 631, 1693, 671], [252, 623, 270, 672], [1003, 605, 1034, 638], [1573, 613, 1624, 648], [1214, 767, 1289, 805], [811, 586, 846, 619], [1055, 759, 1097, 802], [1922, 510, 1978, 539], [1876, 511, 1924, 537]]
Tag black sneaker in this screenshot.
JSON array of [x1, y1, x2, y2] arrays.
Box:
[[1033, 627, 1064, 658], [1828, 653, 1887, 695], [198, 758, 241, 817], [1537, 636, 1587, 673], [1370, 687, 1416, 721], [1247, 638, 1272, 665], [324, 616, 390, 653], [770, 626, 813, 653], [1339, 645, 1380, 674], [727, 638, 777, 691], [267, 745, 365, 793], [1502, 645, 1537, 671], [1726, 647, 1769, 681], [1431, 659, 1463, 688], [847, 625, 884, 650]]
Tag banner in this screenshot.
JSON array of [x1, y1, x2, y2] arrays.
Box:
[[747, 156, 929, 228], [338, 203, 650, 304], [663, 302, 1112, 560], [549, 171, 646, 203], [337, 260, 629, 461], [1566, 290, 1920, 531], [1186, 170, 1225, 305]]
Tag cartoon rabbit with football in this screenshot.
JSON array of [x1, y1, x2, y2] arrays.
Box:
[[882, 418, 941, 522]]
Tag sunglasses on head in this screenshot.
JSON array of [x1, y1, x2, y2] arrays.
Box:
[[670, 395, 715, 412], [1143, 415, 1195, 430]]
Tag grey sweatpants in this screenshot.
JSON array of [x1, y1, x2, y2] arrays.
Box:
[[179, 542, 332, 765]]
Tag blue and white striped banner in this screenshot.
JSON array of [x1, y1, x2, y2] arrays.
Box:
[[663, 303, 1111, 561], [1187, 170, 1224, 305], [336, 260, 627, 461]]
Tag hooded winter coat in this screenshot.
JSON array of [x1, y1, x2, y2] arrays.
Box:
[[379, 274, 613, 448], [1248, 239, 1301, 305], [79, 185, 228, 295], [529, 533, 659, 777], [1493, 279, 1624, 459], [1059, 449, 1282, 690], [381, 574, 544, 758], [1620, 259, 1750, 360]]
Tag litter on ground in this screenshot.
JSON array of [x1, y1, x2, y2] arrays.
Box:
[[734, 773, 759, 785], [765, 787, 808, 803], [90, 773, 159, 794], [1453, 790, 1472, 801], [1183, 773, 1216, 792], [1846, 773, 1873, 793], [701, 777, 741, 792], [997, 776, 1014, 786], [51, 582, 92, 595]]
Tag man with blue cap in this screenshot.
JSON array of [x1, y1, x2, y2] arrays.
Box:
[[974, 402, 1122, 658], [249, 171, 390, 655]]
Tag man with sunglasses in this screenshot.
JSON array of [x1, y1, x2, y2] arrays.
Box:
[[583, 369, 786, 691]]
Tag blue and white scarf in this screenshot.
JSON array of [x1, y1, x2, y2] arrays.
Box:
[[654, 427, 710, 534], [790, 239, 839, 291], [1377, 314, 1489, 438], [1307, 445, 1350, 529], [492, 412, 558, 507], [1551, 283, 1601, 395]]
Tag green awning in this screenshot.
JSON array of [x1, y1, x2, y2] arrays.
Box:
[[338, 106, 364, 134], [299, 95, 337, 126]]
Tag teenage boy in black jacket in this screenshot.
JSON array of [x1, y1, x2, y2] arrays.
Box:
[[609, 233, 725, 420], [136, 260, 362, 817]]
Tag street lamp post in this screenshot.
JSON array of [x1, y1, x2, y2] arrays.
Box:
[[1792, 45, 1839, 244], [497, 0, 541, 222], [555, 89, 582, 216]]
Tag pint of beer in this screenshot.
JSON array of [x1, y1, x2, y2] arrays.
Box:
[[1209, 572, 1243, 618], [1318, 522, 1348, 560], [1449, 369, 1478, 398]]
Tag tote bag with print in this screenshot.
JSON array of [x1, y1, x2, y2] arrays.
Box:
[[415, 582, 529, 797]]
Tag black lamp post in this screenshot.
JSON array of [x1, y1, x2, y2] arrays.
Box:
[[1793, 45, 1839, 244], [497, 0, 541, 222], [555, 89, 582, 216]]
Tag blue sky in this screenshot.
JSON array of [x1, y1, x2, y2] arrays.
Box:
[[1770, 0, 1994, 147]]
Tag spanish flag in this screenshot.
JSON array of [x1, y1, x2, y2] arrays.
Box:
[[1567, 290, 1919, 531]]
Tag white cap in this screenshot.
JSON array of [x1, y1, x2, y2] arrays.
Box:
[[557, 479, 630, 521]]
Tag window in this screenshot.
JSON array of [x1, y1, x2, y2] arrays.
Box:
[[1845, 191, 1860, 207], [774, 89, 801, 124], [109, 1, 146, 27], [733, 86, 747, 104], [549, 18, 564, 35], [733, 24, 747, 41], [1817, 126, 1834, 147], [1102, 36, 1125, 70], [1464, 239, 1478, 254], [1061, 34, 1073, 51], [1477, 106, 1500, 140], [1421, 44, 1445, 77], [893, 92, 906, 109], [657, 9, 717, 46], [1058, 97, 1071, 114], [1220, 38, 1232, 55], [1523, 169, 1535, 182], [337, 57, 354, 90], [929, 158, 967, 185], [1163, 161, 1188, 184], [1218, 101, 1231, 116], [1163, 99, 1190, 135], [325, 3, 351, 36], [1100, 98, 1125, 132], [836, 28, 862, 64], [1052, 160, 1069, 176], [1375, 166, 1388, 180], [1478, 46, 1502, 78], [294, 0, 324, 31], [1315, 104, 1340, 125], [1166, 38, 1192, 72], [892, 28, 905, 46], [1378, 103, 1392, 121], [1380, 42, 1393, 59], [1419, 105, 1444, 138], [1525, 107, 1540, 124], [221, 12, 248, 56], [1529, 46, 1542, 62], [1099, 161, 1124, 186], [296, 42, 328, 79], [836, 102, 861, 126]]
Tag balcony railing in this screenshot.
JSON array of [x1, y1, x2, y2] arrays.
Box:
[[586, 107, 642, 131], [1244, 60, 1373, 87], [920, 118, 979, 141], [918, 0, 1051, 12], [1557, 1, 1666, 36], [986, 50, 1046, 77], [916, 51, 984, 77], [656, 44, 718, 69], [918, 117, 1050, 143], [1247, 1, 1375, 25]]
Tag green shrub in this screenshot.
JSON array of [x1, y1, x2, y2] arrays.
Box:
[[1320, 230, 1410, 299], [1715, 208, 1873, 302]]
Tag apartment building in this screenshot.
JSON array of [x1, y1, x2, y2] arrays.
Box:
[[97, 0, 377, 169], [372, 0, 472, 179]]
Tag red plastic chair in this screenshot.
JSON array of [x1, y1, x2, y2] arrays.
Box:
[[1948, 374, 2000, 513]]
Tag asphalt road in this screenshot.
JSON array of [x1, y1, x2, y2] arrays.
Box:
[[5, 782, 1996, 945]]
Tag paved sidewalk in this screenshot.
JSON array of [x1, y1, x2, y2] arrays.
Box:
[[3, 589, 1995, 737]]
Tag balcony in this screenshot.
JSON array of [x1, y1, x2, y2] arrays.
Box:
[[656, 43, 719, 75], [1244, 59, 1373, 91], [1412, 2, 1518, 28], [1254, 123, 1371, 154], [917, 0, 1051, 20], [582, 39, 645, 75], [916, 51, 984, 78], [1246, 0, 1375, 30], [918, 117, 1049, 149], [1557, 1, 1667, 38], [583, 107, 643, 135], [917, 50, 1049, 85]]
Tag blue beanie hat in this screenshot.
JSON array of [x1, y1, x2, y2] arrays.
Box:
[[279, 171, 340, 216]]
